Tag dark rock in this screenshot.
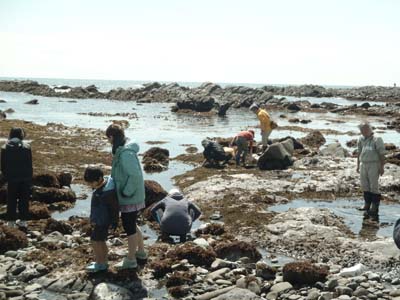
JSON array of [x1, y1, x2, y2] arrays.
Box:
[[167, 242, 217, 267], [360, 102, 371, 109], [310, 103, 321, 109], [214, 240, 262, 262], [33, 174, 60, 188], [32, 187, 76, 204], [0, 225, 28, 254], [45, 218, 73, 234], [29, 202, 51, 220], [300, 119, 312, 124], [258, 139, 294, 170], [287, 103, 301, 112], [346, 139, 358, 148], [57, 172, 72, 187], [278, 137, 305, 150], [289, 118, 300, 123], [25, 99, 39, 105], [166, 271, 195, 287], [195, 223, 225, 236], [0, 99, 6, 103], [385, 143, 397, 151], [168, 286, 190, 298], [85, 85, 98, 93], [176, 96, 215, 112], [149, 259, 174, 278], [282, 261, 328, 285], [217, 102, 232, 117], [144, 180, 167, 208], [300, 130, 326, 149], [142, 147, 169, 172], [0, 111, 6, 120], [4, 108, 15, 114]]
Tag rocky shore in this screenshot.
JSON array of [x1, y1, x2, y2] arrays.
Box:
[[1, 81, 400, 111]]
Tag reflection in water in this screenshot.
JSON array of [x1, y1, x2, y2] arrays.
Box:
[[359, 219, 380, 239]]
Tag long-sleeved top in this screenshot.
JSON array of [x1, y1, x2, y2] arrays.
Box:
[[357, 135, 386, 163], [1, 138, 33, 182], [150, 194, 201, 235], [257, 109, 271, 131], [90, 176, 119, 226]]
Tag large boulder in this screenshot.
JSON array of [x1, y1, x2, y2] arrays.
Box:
[[32, 187, 76, 204], [176, 96, 215, 112], [258, 139, 294, 170], [29, 203, 51, 220], [320, 143, 349, 158], [0, 225, 28, 254], [276, 136, 304, 150], [144, 180, 167, 208], [142, 147, 169, 172], [300, 130, 326, 149], [32, 174, 60, 188], [282, 261, 328, 285]]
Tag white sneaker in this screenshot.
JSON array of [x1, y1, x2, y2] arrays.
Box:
[[7, 221, 17, 228]]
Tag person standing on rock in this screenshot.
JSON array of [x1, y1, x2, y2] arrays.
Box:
[[250, 104, 272, 149], [84, 166, 119, 273], [1, 127, 32, 228], [230, 130, 255, 166], [150, 188, 201, 243], [106, 124, 147, 269], [356, 122, 386, 222]]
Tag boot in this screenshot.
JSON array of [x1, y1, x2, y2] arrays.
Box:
[[369, 193, 380, 222], [358, 192, 372, 211]]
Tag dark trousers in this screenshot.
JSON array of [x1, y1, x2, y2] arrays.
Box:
[[7, 180, 31, 221]]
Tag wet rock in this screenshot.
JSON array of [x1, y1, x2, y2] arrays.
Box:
[[195, 223, 225, 236], [213, 240, 262, 262], [335, 286, 353, 296], [32, 187, 76, 204], [4, 108, 15, 114], [217, 102, 232, 117], [0, 99, 6, 103], [211, 258, 238, 270], [45, 218, 73, 235], [142, 147, 169, 172], [0, 225, 28, 254], [385, 143, 397, 151], [168, 285, 190, 298], [144, 180, 167, 207], [346, 139, 358, 148], [287, 103, 301, 112], [360, 102, 371, 109], [25, 99, 39, 105], [256, 262, 277, 280], [176, 96, 215, 112], [149, 259, 174, 278], [282, 261, 328, 285], [29, 202, 51, 220], [166, 271, 195, 287], [320, 143, 349, 158], [300, 130, 326, 149], [0, 111, 6, 120], [276, 136, 304, 150], [91, 283, 134, 300], [167, 242, 217, 267], [258, 139, 294, 171], [267, 282, 293, 300], [57, 172, 73, 187], [32, 174, 60, 188], [186, 146, 198, 153]]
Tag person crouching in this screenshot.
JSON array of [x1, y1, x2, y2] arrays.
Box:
[[150, 189, 201, 243]]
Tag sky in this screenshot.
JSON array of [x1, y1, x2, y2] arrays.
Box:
[[0, 0, 399, 86]]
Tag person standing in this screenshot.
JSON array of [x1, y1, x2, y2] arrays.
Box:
[[356, 122, 386, 222], [250, 104, 272, 148], [1, 128, 33, 228], [106, 124, 147, 270], [230, 130, 255, 166]]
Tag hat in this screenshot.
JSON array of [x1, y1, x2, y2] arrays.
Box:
[[168, 188, 183, 199], [249, 103, 259, 111]]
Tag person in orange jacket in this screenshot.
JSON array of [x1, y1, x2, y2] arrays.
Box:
[[250, 104, 272, 148]]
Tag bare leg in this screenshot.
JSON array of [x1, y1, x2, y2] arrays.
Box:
[[100, 242, 108, 263], [92, 241, 105, 264], [127, 234, 138, 260], [135, 225, 145, 252]]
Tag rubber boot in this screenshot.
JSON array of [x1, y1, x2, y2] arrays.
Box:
[[358, 192, 372, 211], [369, 193, 380, 222]]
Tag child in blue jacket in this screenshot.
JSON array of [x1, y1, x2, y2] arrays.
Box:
[[84, 166, 119, 273]]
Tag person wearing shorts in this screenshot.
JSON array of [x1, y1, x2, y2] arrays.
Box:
[[84, 166, 119, 273], [106, 124, 147, 270]]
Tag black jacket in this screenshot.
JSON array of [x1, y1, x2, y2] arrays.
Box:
[[1, 138, 33, 182], [90, 176, 119, 226], [203, 140, 228, 161]]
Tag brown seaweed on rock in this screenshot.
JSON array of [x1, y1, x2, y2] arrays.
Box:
[[0, 225, 28, 253]]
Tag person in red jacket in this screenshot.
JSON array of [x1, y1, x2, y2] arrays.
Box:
[[230, 130, 255, 166]]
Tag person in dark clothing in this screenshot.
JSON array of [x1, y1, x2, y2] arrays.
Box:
[[150, 189, 201, 243], [201, 139, 232, 167], [394, 219, 400, 250], [84, 166, 119, 273], [1, 128, 33, 228]]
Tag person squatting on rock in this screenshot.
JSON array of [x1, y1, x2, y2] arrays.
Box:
[[201, 139, 232, 167], [250, 103, 273, 148], [356, 122, 386, 222], [84, 166, 119, 273], [1, 127, 32, 228], [230, 130, 255, 166], [150, 188, 201, 243], [106, 124, 148, 270]]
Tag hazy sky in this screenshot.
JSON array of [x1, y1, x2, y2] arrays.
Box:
[[0, 0, 399, 86]]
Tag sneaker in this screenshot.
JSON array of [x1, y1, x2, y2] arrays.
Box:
[[136, 250, 148, 260], [7, 221, 17, 228], [85, 262, 108, 273], [115, 257, 137, 270]]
